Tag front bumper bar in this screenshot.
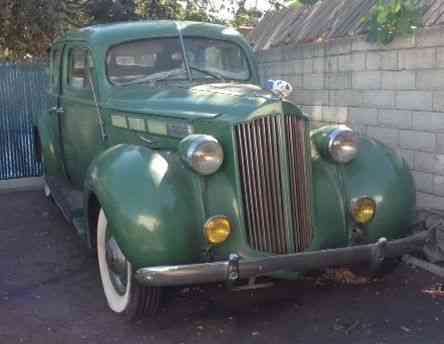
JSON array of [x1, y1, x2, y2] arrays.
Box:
[[135, 229, 432, 287]]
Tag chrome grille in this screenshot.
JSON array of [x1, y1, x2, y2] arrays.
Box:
[[235, 114, 313, 254]]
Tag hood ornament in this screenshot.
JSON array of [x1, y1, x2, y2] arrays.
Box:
[[264, 79, 293, 99]]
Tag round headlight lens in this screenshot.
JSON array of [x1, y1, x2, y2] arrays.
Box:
[[352, 197, 376, 224], [328, 128, 359, 163], [182, 135, 224, 175], [204, 216, 232, 245]]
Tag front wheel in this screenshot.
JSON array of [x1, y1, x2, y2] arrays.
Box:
[[97, 208, 162, 320]]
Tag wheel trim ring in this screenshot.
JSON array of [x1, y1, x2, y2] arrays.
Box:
[[105, 236, 128, 296]]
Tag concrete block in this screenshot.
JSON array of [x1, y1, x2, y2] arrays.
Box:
[[367, 126, 399, 147], [433, 92, 444, 112], [418, 153, 444, 176], [352, 71, 381, 89], [396, 91, 433, 111], [437, 47, 444, 67], [434, 175, 444, 196], [412, 111, 444, 132], [437, 133, 444, 153], [326, 56, 338, 73], [282, 45, 304, 61], [312, 57, 325, 73], [352, 36, 379, 51], [349, 123, 367, 135], [303, 73, 323, 89], [416, 26, 444, 48], [397, 149, 414, 168], [399, 48, 435, 70], [303, 59, 313, 74], [338, 53, 366, 72], [417, 70, 444, 90], [352, 34, 415, 52], [417, 192, 444, 210], [302, 105, 323, 121], [366, 51, 398, 70], [349, 107, 378, 125], [329, 90, 363, 107], [325, 72, 351, 89], [381, 71, 415, 90], [310, 120, 325, 129], [285, 74, 303, 89], [260, 47, 283, 63], [379, 109, 412, 129], [289, 89, 329, 106], [384, 35, 416, 50], [400, 130, 435, 152], [289, 60, 304, 74], [361, 91, 395, 108], [322, 106, 348, 123], [413, 171, 434, 193], [326, 37, 352, 55]]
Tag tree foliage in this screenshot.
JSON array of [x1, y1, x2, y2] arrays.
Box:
[[364, 0, 423, 45], [0, 0, 255, 61]]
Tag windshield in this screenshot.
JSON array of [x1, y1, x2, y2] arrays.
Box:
[[106, 37, 250, 86]]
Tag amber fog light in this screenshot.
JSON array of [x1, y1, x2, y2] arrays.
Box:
[[352, 197, 376, 224], [204, 216, 232, 245]]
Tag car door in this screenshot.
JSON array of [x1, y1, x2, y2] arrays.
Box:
[[43, 43, 67, 178], [59, 44, 104, 189]]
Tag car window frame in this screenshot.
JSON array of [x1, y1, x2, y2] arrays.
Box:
[[105, 36, 253, 87], [49, 45, 64, 96], [63, 43, 96, 99], [183, 36, 252, 82]]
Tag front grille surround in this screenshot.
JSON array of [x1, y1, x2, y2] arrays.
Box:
[[235, 114, 313, 254]]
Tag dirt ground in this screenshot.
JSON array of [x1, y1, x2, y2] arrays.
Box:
[[1, 190, 444, 344]]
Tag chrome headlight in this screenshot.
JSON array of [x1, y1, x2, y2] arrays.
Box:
[[180, 134, 224, 175], [328, 127, 359, 163]]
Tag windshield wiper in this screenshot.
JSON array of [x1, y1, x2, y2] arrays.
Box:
[[189, 66, 225, 82]]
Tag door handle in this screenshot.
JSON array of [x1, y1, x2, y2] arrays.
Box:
[[49, 106, 64, 115]]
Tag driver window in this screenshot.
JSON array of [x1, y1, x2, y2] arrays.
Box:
[[68, 48, 91, 90]]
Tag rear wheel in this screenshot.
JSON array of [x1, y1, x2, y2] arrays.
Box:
[[97, 208, 162, 320]]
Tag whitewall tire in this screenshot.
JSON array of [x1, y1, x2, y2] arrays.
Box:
[[97, 208, 161, 320]]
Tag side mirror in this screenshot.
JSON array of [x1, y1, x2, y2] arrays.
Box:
[[264, 79, 293, 99]]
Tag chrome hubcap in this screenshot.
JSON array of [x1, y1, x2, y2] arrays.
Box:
[[105, 236, 128, 295]]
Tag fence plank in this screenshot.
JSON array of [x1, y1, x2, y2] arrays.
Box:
[[0, 64, 48, 180]]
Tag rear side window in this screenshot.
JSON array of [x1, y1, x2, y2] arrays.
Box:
[[68, 48, 92, 90]]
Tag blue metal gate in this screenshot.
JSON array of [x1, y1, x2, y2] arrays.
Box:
[[0, 64, 48, 180]]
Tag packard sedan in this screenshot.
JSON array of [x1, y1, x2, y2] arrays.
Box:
[[34, 21, 434, 320]]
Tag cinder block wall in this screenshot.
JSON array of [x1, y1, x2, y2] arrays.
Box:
[[256, 26, 444, 210]]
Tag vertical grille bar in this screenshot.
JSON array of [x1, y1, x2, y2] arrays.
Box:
[[235, 114, 313, 254], [286, 116, 313, 251]]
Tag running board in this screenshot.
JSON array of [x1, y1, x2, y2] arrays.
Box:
[[45, 176, 87, 239]]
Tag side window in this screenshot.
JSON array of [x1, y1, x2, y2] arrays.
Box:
[[50, 47, 62, 94], [68, 48, 91, 90]]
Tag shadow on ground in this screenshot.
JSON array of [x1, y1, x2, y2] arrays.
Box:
[[1, 191, 444, 344]]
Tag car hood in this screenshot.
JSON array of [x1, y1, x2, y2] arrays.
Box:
[[104, 83, 280, 120]]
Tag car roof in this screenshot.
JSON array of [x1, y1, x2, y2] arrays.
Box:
[[57, 20, 248, 48]]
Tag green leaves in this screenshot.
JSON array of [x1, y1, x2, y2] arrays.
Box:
[[366, 0, 423, 45]]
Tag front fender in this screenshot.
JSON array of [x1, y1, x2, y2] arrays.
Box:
[[85, 144, 203, 268], [340, 137, 416, 241]]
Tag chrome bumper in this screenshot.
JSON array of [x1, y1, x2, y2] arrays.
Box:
[[135, 229, 432, 287]]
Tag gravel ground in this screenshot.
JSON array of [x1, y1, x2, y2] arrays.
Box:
[[1, 190, 444, 344]]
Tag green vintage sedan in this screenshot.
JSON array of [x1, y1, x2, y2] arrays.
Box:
[[34, 21, 434, 320]]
